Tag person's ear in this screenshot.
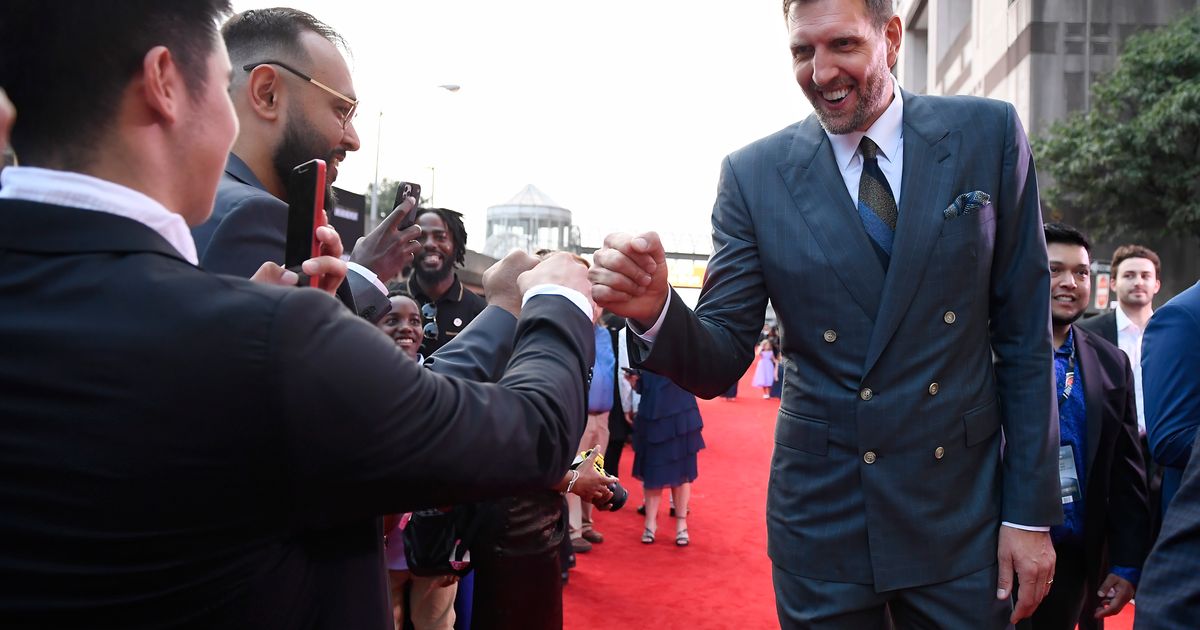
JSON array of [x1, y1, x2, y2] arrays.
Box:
[[140, 46, 183, 124], [246, 65, 283, 122], [884, 15, 903, 70]]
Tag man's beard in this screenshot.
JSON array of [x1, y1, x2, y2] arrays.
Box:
[[272, 110, 338, 210], [413, 250, 454, 286], [810, 56, 892, 135], [1052, 310, 1086, 328]]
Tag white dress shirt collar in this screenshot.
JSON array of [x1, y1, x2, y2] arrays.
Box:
[[1115, 305, 1140, 334], [0, 166, 198, 264], [826, 77, 904, 172]]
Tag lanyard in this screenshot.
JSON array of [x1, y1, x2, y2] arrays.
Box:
[[1059, 344, 1076, 404]]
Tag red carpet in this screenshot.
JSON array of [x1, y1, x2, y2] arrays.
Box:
[[562, 367, 1136, 629]]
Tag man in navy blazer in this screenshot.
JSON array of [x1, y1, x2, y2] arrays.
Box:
[[1136, 432, 1200, 629], [193, 8, 416, 323], [592, 0, 1059, 626], [1143, 280, 1200, 512], [0, 3, 595, 627]]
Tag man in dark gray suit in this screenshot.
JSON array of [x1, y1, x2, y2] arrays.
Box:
[[591, 0, 1059, 626], [193, 8, 415, 323], [1136, 433, 1200, 629], [0, 2, 595, 627]]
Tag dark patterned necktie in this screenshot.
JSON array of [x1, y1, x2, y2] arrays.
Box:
[[857, 136, 897, 266]]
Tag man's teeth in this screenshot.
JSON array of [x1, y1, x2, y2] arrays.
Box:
[[1054, 296, 1076, 302], [823, 88, 850, 102]]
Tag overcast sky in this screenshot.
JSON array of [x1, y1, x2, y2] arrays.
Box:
[[231, 1, 815, 253]]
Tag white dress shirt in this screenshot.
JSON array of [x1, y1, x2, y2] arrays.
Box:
[[0, 166, 199, 264], [1116, 306, 1150, 434], [0, 166, 591, 320]]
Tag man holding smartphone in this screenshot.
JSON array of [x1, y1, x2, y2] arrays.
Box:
[[193, 7, 418, 323], [0, 3, 596, 629]]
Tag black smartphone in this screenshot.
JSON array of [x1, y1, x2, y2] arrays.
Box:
[[284, 159, 327, 286], [392, 181, 422, 230]]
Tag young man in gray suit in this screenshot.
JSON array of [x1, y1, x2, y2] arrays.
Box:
[[591, 0, 1060, 626]]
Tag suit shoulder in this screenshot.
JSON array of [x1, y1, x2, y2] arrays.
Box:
[[1076, 311, 1115, 334], [726, 119, 807, 166], [215, 175, 286, 217]]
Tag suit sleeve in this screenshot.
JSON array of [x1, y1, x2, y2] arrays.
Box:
[[204, 195, 390, 322], [632, 155, 769, 398], [989, 103, 1062, 526], [271, 290, 593, 528], [1108, 350, 1152, 570], [1144, 301, 1200, 469], [423, 305, 517, 383]]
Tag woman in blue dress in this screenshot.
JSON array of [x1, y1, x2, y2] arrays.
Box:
[[630, 370, 705, 546]]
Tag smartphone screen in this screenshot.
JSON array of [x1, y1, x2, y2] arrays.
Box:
[[284, 159, 328, 286], [392, 181, 422, 230]]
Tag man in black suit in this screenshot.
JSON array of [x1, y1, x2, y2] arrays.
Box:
[[1021, 224, 1151, 630], [193, 8, 415, 323], [0, 3, 595, 628]]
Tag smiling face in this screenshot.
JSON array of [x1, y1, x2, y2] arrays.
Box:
[[787, 0, 900, 134], [377, 295, 422, 360], [414, 212, 456, 285], [1048, 242, 1092, 328], [270, 31, 360, 203]]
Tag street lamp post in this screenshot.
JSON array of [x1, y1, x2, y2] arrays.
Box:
[[370, 84, 459, 228]]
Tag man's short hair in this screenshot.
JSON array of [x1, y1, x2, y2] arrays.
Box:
[[416, 207, 469, 268], [1043, 222, 1092, 253], [222, 8, 347, 67], [783, 0, 893, 28], [0, 1, 231, 169], [1111, 244, 1161, 279]]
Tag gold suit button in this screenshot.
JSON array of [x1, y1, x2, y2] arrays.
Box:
[[944, 311, 957, 324], [864, 451, 877, 464], [859, 387, 874, 401], [823, 330, 837, 343], [935, 446, 945, 459], [928, 382, 940, 396]]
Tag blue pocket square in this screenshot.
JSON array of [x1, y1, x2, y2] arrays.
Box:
[[944, 191, 991, 219]]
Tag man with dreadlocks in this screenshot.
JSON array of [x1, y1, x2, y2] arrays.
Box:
[[405, 207, 488, 357]]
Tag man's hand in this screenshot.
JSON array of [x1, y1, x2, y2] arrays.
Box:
[[518, 252, 594, 307], [482, 250, 541, 317], [0, 88, 13, 155], [348, 194, 422, 281], [997, 526, 1056, 624], [590, 231, 669, 330], [249, 225, 346, 296], [1093, 573, 1135, 618]]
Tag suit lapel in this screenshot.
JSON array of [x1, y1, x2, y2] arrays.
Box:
[[1075, 329, 1105, 483], [777, 116, 885, 322], [863, 93, 959, 373]]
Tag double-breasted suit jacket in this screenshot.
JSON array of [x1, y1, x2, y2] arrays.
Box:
[[632, 91, 1061, 592]]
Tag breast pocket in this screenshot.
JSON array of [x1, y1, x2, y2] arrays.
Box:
[[940, 201, 996, 238]]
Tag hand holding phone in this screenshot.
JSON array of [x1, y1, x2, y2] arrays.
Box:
[[284, 159, 328, 287], [393, 182, 422, 230]]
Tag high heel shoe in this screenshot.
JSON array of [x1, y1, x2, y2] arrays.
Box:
[[641, 527, 656, 544]]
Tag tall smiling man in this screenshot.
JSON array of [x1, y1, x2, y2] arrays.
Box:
[[591, 0, 1060, 627]]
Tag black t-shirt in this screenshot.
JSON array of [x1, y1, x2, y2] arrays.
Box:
[[406, 274, 487, 356]]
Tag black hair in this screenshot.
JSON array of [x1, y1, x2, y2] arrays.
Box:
[[222, 8, 347, 68], [0, 0, 232, 169], [416, 207, 468, 267], [1043, 222, 1092, 253]]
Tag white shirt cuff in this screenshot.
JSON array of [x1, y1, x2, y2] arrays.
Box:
[[1001, 522, 1050, 532], [628, 297, 671, 344], [345, 262, 389, 296], [522, 284, 592, 320]]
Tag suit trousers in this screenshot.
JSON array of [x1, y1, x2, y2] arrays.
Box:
[[568, 412, 610, 538], [773, 562, 1012, 629]]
